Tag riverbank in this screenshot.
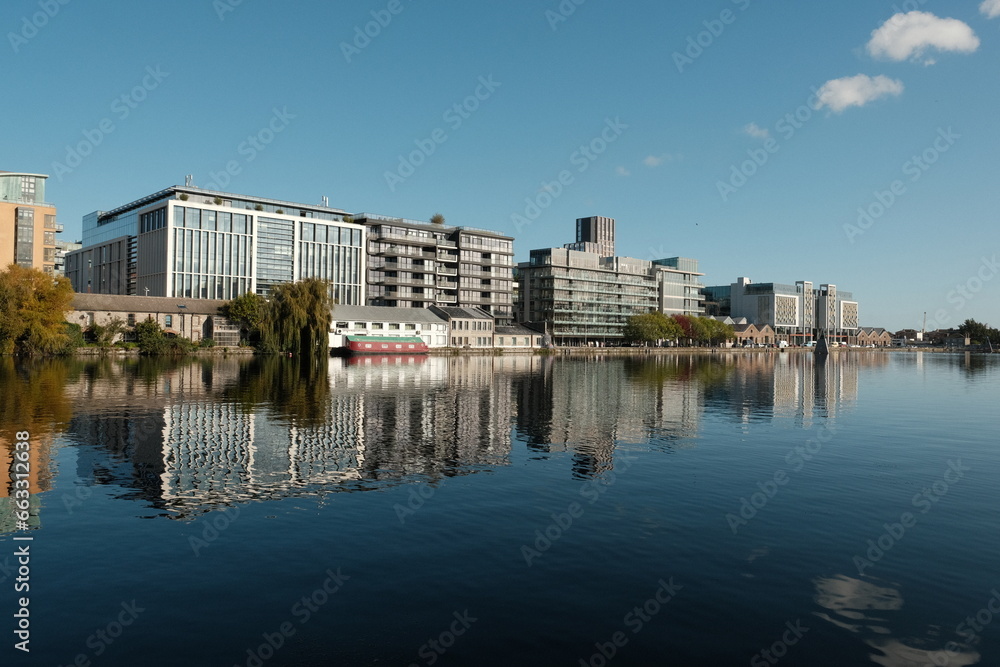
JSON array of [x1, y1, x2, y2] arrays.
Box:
[[428, 346, 989, 357], [73, 346, 256, 357]]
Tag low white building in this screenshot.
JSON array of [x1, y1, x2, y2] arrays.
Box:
[[329, 305, 450, 349]]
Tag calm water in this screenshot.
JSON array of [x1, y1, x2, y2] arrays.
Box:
[[1, 351, 999, 666]]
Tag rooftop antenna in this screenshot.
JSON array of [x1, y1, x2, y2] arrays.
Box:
[[922, 311, 926, 335], [185, 174, 194, 187]]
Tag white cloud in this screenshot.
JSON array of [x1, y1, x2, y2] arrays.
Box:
[[616, 166, 631, 177], [867, 11, 979, 64], [981, 0, 1000, 19], [814, 74, 904, 113], [744, 123, 770, 140], [642, 154, 680, 168]]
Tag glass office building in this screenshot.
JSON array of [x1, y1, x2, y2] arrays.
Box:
[[66, 186, 365, 304]]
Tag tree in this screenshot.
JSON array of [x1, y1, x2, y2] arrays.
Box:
[[260, 279, 334, 355], [430, 213, 445, 226], [221, 292, 267, 345], [700, 317, 735, 346], [958, 319, 991, 344], [623, 311, 683, 345], [135, 318, 169, 355], [89, 317, 127, 348], [623, 312, 662, 344], [672, 314, 709, 345], [0, 265, 75, 356]]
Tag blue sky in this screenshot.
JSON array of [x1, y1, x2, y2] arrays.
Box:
[[5, 0, 999, 331]]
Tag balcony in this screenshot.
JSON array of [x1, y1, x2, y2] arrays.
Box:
[[436, 267, 457, 276], [437, 294, 458, 303], [437, 251, 459, 262]]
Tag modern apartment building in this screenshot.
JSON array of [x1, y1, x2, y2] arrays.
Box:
[[517, 247, 705, 345], [517, 217, 704, 344], [0, 171, 61, 274], [703, 278, 860, 344], [65, 186, 366, 304], [563, 215, 615, 257], [355, 214, 514, 322]]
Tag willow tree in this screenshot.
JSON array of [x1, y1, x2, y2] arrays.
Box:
[[0, 265, 75, 356], [260, 279, 334, 355]]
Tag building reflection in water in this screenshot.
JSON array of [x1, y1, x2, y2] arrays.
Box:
[[63, 356, 520, 516], [4, 350, 891, 520], [813, 574, 980, 666], [0, 358, 77, 533]]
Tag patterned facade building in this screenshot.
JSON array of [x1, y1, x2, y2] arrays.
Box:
[[703, 278, 860, 344]]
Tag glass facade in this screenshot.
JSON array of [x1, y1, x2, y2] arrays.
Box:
[[519, 247, 705, 343], [172, 206, 254, 299], [70, 187, 366, 301], [0, 174, 45, 204], [15, 208, 34, 266], [297, 221, 364, 306], [255, 217, 294, 295]]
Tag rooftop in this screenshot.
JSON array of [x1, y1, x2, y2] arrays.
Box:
[[71, 293, 228, 315], [97, 185, 351, 223], [332, 305, 447, 324], [430, 306, 494, 320]]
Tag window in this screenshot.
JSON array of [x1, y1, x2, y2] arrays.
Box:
[[354, 323, 366, 329], [127, 314, 136, 326], [389, 323, 400, 330], [371, 323, 383, 329], [405, 324, 416, 330], [165, 315, 173, 327], [21, 177, 36, 203]]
